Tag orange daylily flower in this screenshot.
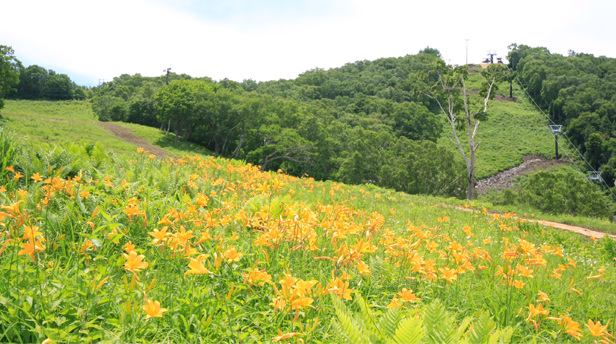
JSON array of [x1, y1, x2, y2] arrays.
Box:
[[223, 246, 243, 263], [273, 329, 302, 342], [142, 299, 167, 319], [31, 173, 43, 182], [526, 303, 549, 322], [294, 279, 318, 295], [18, 239, 45, 262], [270, 296, 287, 312], [356, 261, 371, 276], [439, 267, 457, 283], [537, 291, 550, 304], [123, 241, 136, 253], [586, 319, 609, 337], [387, 297, 403, 309], [517, 264, 534, 278], [290, 295, 314, 310], [398, 288, 420, 303], [123, 250, 149, 272], [512, 280, 525, 289], [22, 226, 43, 240], [244, 268, 272, 286], [185, 254, 213, 276], [561, 316, 583, 340], [1, 200, 24, 216], [279, 273, 298, 289], [148, 227, 170, 246]]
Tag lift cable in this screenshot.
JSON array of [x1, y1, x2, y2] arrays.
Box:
[[513, 76, 616, 203]]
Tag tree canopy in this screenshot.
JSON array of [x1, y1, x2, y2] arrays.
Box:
[[85, 52, 466, 197], [509, 44, 616, 185], [0, 45, 22, 114]]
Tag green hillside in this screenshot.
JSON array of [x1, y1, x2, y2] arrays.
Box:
[[2, 49, 611, 224], [440, 72, 555, 178], [0, 100, 210, 158], [2, 70, 557, 181]]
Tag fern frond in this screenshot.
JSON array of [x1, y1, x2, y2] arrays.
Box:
[[377, 306, 401, 341], [393, 315, 424, 344], [488, 326, 514, 344], [468, 312, 494, 344], [454, 316, 473, 343], [423, 300, 456, 344], [355, 292, 380, 339], [331, 294, 371, 344], [332, 319, 350, 343]]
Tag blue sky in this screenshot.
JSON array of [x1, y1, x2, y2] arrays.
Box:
[[1, 0, 615, 87]]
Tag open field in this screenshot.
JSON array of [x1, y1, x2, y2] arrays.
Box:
[[0, 100, 211, 158]]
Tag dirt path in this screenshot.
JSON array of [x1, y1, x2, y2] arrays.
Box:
[[97, 122, 175, 159], [529, 218, 616, 240], [455, 205, 616, 240], [472, 155, 615, 239], [477, 155, 569, 194]]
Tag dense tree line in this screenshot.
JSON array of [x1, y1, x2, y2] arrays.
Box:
[[509, 44, 616, 185], [5, 42, 616, 204], [0, 45, 21, 117], [13, 64, 85, 100], [0, 45, 85, 103], [88, 49, 467, 197]]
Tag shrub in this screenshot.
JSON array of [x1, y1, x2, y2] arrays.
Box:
[[110, 101, 128, 121], [485, 166, 614, 218]]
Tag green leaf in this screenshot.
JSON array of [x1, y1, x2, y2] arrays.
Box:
[[377, 307, 401, 341], [393, 315, 424, 344]]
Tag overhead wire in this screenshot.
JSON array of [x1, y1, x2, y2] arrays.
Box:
[[513, 75, 616, 203], [511, 80, 585, 173]]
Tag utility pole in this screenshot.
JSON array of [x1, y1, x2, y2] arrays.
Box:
[[465, 39, 469, 65], [163, 68, 172, 85], [509, 59, 514, 98]]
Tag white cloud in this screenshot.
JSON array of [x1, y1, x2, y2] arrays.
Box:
[[1, 0, 613, 86]]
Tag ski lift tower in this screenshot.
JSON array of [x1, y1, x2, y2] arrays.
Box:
[[587, 171, 602, 182], [549, 125, 562, 159], [487, 50, 498, 64]]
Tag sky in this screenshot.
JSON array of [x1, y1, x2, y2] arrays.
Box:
[[1, 0, 615, 87]]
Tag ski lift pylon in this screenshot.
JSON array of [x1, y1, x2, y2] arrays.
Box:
[[549, 125, 562, 133], [587, 171, 602, 182]]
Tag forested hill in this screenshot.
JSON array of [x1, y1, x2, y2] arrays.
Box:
[[86, 50, 474, 198], [254, 53, 435, 104], [3, 46, 566, 198], [509, 44, 616, 185], [83, 48, 560, 198]]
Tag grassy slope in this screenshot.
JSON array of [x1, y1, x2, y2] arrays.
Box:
[[439, 71, 556, 179], [0, 100, 210, 158], [4, 95, 613, 231], [117, 122, 212, 157], [1, 145, 614, 343]]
